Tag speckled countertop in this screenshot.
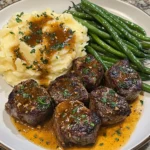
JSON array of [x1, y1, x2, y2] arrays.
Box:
[[0, 0, 150, 150]]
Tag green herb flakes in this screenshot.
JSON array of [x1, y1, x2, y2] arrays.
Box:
[[115, 138, 119, 142], [30, 49, 36, 54], [90, 122, 95, 127], [10, 31, 14, 34], [140, 100, 144, 105], [116, 129, 121, 136], [101, 97, 107, 103], [63, 89, 70, 97], [72, 107, 78, 114], [99, 143, 104, 146]]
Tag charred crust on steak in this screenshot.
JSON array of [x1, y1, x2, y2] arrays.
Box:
[[90, 86, 131, 125], [54, 100, 101, 146], [105, 60, 142, 102], [5, 79, 53, 126]]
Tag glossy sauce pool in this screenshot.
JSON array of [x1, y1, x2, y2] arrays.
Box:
[[12, 95, 143, 150]]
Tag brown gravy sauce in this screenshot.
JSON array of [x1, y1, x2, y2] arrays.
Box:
[[12, 94, 143, 150]]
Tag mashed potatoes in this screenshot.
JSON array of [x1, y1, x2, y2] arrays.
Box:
[[0, 9, 89, 86]]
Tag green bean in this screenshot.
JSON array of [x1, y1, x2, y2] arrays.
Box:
[[94, 5, 150, 41], [142, 83, 150, 93], [90, 33, 127, 58], [68, 10, 93, 20], [87, 21, 106, 32], [118, 17, 146, 36], [81, 0, 146, 36], [123, 40, 137, 49], [90, 43, 116, 57], [103, 61, 114, 67], [74, 17, 111, 39], [81, 0, 142, 50], [86, 46, 108, 70], [106, 40, 150, 58], [106, 40, 120, 50], [89, 13, 150, 74], [139, 73, 150, 81], [112, 26, 125, 38], [99, 55, 118, 63], [71, 2, 84, 12], [141, 42, 150, 49]]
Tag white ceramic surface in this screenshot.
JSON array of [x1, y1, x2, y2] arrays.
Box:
[[0, 0, 150, 150]]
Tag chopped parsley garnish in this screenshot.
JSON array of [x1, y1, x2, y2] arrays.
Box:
[[49, 32, 56, 40], [81, 114, 86, 119], [82, 68, 89, 75], [28, 22, 33, 29], [72, 107, 78, 114], [126, 126, 130, 130], [115, 138, 119, 142], [34, 134, 37, 138], [63, 89, 71, 97], [19, 31, 24, 35], [40, 57, 48, 64], [30, 49, 36, 54], [51, 42, 66, 50], [10, 31, 14, 34], [56, 17, 59, 20], [99, 143, 104, 146], [110, 102, 117, 108], [17, 12, 24, 17], [26, 65, 33, 69], [20, 85, 25, 90], [39, 138, 44, 142], [16, 12, 24, 23], [109, 89, 116, 96], [16, 17, 22, 23], [140, 100, 144, 105], [85, 56, 92, 63], [68, 29, 75, 35], [23, 35, 31, 42], [33, 61, 38, 65], [46, 141, 50, 145], [90, 122, 95, 127], [36, 29, 43, 35], [101, 97, 107, 103], [36, 39, 41, 43], [59, 23, 64, 28], [116, 129, 121, 136], [37, 96, 50, 107], [22, 93, 31, 99], [42, 12, 48, 17]]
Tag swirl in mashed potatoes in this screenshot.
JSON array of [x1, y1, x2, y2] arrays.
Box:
[[0, 9, 89, 86]]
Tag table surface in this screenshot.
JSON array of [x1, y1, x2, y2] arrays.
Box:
[[0, 0, 150, 150]]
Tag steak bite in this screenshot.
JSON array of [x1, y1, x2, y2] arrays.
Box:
[[105, 60, 142, 102], [70, 54, 104, 91], [54, 100, 100, 147], [5, 79, 53, 126], [90, 86, 131, 125], [48, 75, 88, 105]]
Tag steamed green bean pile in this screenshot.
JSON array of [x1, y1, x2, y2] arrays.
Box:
[[66, 0, 150, 93]]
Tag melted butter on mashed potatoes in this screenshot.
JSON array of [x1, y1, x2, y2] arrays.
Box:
[[0, 9, 89, 86]]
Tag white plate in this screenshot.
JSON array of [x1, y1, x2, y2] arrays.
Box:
[[0, 0, 150, 150]]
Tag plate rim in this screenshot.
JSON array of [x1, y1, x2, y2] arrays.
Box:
[[0, 0, 150, 150]]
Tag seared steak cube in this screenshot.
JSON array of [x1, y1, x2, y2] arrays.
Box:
[[48, 75, 88, 105], [54, 100, 100, 146], [90, 86, 131, 125], [70, 54, 104, 91], [105, 60, 142, 102], [5, 79, 53, 126]]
